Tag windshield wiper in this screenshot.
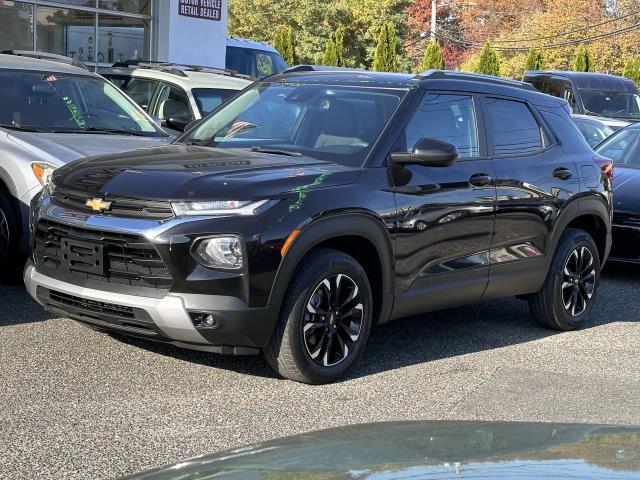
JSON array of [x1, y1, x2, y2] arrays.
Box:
[[250, 146, 302, 157], [0, 123, 48, 132], [63, 127, 151, 137], [583, 109, 604, 118]]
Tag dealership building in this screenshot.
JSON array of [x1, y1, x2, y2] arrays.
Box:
[[0, 0, 228, 68]]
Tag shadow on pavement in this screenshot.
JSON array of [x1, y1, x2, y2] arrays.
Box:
[[3, 262, 638, 379]]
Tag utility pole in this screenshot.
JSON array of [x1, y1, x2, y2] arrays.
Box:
[[431, 0, 437, 40]]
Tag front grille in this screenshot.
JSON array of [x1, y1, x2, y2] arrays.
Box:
[[33, 219, 173, 289], [51, 187, 175, 220], [613, 211, 640, 228], [48, 289, 135, 319]]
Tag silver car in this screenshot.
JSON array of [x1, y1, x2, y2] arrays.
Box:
[[0, 52, 171, 273]]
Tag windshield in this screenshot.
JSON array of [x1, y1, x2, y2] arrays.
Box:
[[0, 70, 163, 136], [192, 88, 239, 116], [183, 82, 406, 166], [579, 89, 640, 120], [594, 127, 640, 166]]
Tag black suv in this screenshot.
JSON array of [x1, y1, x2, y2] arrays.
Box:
[[25, 69, 613, 384]]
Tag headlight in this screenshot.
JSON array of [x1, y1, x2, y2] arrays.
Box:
[[192, 235, 244, 269], [172, 199, 272, 217], [31, 162, 56, 186]]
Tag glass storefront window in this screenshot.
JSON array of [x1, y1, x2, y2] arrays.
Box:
[[0, 2, 34, 51], [98, 0, 150, 15], [97, 13, 149, 64], [36, 7, 97, 61], [49, 0, 98, 7]]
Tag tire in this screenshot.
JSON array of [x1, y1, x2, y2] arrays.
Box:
[[0, 188, 22, 280], [528, 228, 600, 331], [263, 248, 373, 384]]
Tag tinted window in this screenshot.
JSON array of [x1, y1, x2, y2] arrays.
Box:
[[595, 128, 640, 165], [485, 98, 543, 155], [192, 88, 238, 116], [573, 118, 613, 148], [124, 78, 157, 111], [402, 94, 479, 158], [226, 46, 288, 78]]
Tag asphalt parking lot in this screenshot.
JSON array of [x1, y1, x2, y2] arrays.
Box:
[[1, 265, 640, 480]]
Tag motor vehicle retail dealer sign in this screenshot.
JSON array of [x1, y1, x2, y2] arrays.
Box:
[[178, 0, 222, 21]]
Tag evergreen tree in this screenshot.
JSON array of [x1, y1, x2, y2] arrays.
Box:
[[373, 22, 399, 72], [421, 40, 445, 71], [335, 26, 345, 67], [623, 58, 640, 86], [523, 47, 544, 74], [574, 45, 594, 72], [273, 26, 296, 66], [322, 34, 338, 66], [476, 42, 500, 76]]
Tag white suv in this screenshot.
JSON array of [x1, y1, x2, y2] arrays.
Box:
[[100, 63, 254, 135]]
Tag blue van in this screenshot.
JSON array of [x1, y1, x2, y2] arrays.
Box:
[[226, 38, 288, 78], [524, 70, 640, 130]]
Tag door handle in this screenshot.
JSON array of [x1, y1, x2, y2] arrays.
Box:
[[468, 173, 493, 187], [553, 167, 573, 180]]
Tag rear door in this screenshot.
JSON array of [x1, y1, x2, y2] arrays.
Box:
[[480, 95, 580, 298], [390, 91, 497, 317]]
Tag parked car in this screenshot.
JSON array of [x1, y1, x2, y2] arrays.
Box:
[[572, 114, 614, 147], [226, 37, 288, 78], [25, 68, 612, 384], [0, 51, 170, 274], [124, 421, 640, 479], [594, 123, 640, 263], [100, 62, 254, 135], [524, 70, 640, 130]]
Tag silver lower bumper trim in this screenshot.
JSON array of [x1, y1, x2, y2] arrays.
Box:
[[24, 264, 209, 345]]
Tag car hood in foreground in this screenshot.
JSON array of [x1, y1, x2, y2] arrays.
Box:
[[7, 131, 171, 166], [52, 145, 361, 200], [123, 420, 640, 479], [613, 166, 640, 213]]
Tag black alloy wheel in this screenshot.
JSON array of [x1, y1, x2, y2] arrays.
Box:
[[561, 246, 596, 317], [303, 274, 364, 367]]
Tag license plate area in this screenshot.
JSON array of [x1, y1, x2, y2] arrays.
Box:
[[61, 238, 105, 275]]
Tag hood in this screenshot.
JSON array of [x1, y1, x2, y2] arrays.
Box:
[[612, 166, 640, 213], [53, 145, 361, 200], [124, 421, 640, 479], [7, 131, 171, 166]]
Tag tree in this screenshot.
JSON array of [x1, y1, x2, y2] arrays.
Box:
[[274, 26, 296, 65], [422, 40, 445, 70], [623, 58, 640, 86], [373, 22, 399, 72], [476, 42, 500, 76], [574, 45, 594, 72], [523, 47, 544, 73], [334, 26, 346, 67], [322, 34, 338, 66]]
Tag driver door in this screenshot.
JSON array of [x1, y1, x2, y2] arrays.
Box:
[[390, 91, 497, 318]]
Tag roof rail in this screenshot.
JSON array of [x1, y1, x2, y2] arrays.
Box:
[[2, 50, 89, 71], [109, 60, 256, 81], [283, 65, 365, 74], [417, 69, 536, 91]]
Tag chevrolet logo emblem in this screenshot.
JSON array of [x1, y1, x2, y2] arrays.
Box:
[[85, 198, 112, 213]]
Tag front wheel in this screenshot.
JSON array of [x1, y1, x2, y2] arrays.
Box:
[[528, 228, 600, 331], [263, 248, 373, 384], [0, 189, 22, 279]]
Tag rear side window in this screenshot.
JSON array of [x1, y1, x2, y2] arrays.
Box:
[[484, 98, 543, 156], [124, 78, 157, 111]]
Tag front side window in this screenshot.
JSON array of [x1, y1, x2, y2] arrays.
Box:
[[184, 82, 406, 166], [192, 88, 238, 116], [595, 128, 640, 165], [154, 84, 193, 127], [124, 78, 158, 111], [0, 70, 161, 135], [399, 93, 479, 158], [484, 98, 543, 156], [579, 89, 640, 120]]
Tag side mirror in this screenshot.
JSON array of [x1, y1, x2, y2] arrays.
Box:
[[165, 116, 193, 132], [391, 138, 459, 167]]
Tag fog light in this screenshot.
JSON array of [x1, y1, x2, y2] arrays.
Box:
[[190, 312, 221, 329], [203, 314, 215, 327]]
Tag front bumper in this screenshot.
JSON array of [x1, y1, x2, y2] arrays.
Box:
[[24, 263, 279, 354]]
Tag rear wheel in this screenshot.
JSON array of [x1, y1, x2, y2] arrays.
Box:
[[528, 228, 600, 331], [263, 248, 373, 384]]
